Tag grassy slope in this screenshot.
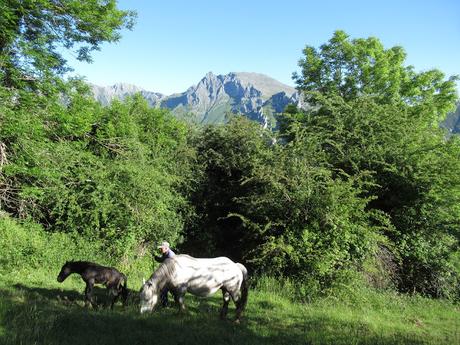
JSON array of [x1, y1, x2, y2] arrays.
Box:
[[0, 269, 459, 345], [1, 217, 458, 344]]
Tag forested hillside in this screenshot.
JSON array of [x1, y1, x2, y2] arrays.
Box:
[[1, 2, 459, 344]]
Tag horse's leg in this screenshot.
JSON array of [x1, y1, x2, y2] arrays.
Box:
[[229, 289, 243, 323], [234, 299, 244, 323], [176, 293, 186, 313], [110, 289, 120, 310], [160, 288, 169, 308], [172, 286, 187, 313], [84, 282, 93, 308], [84, 283, 90, 307], [122, 286, 129, 307], [85, 280, 98, 309], [110, 295, 120, 310], [220, 288, 231, 320]]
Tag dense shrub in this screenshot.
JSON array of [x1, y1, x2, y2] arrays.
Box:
[[0, 214, 99, 272], [0, 86, 196, 254]]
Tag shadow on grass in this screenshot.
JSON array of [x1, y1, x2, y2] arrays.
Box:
[[11, 283, 139, 308], [256, 300, 277, 310], [0, 283, 449, 345]]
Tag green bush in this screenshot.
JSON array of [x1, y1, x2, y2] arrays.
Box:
[[0, 87, 196, 252], [0, 214, 101, 273]]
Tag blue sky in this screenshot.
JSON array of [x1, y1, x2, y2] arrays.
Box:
[[65, 0, 460, 95]]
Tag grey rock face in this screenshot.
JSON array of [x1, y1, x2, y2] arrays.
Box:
[[91, 83, 164, 107], [91, 72, 300, 126], [441, 103, 460, 135]]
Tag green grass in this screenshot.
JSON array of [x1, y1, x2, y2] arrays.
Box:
[[1, 269, 459, 345], [1, 215, 459, 344]]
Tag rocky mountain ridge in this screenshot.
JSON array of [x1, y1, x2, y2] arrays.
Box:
[[91, 72, 460, 132], [441, 102, 460, 134], [91, 72, 300, 126]]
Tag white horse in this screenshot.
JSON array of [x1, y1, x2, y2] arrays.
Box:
[[139, 254, 249, 321]]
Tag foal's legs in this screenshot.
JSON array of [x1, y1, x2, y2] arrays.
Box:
[[84, 283, 90, 307], [121, 285, 129, 306], [84, 280, 98, 309], [220, 288, 231, 320], [109, 285, 128, 309], [109, 288, 120, 310]]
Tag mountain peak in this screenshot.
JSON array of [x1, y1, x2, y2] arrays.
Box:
[[231, 72, 296, 98], [111, 83, 144, 93], [91, 71, 301, 126]]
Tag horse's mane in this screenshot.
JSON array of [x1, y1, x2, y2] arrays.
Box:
[[148, 258, 177, 291], [66, 261, 103, 268]]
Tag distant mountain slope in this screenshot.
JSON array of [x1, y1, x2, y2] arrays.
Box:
[[91, 72, 300, 127], [91, 75, 460, 133], [441, 103, 460, 134], [229, 72, 296, 98], [92, 83, 164, 107]]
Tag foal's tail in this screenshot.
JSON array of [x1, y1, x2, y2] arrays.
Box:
[[236, 263, 249, 313]]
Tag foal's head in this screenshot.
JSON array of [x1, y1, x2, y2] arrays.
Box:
[[57, 261, 73, 282]]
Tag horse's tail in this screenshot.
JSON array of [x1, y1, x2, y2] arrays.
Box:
[[236, 263, 249, 313]]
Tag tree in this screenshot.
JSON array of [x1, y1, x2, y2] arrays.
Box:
[[183, 117, 272, 262], [0, 0, 135, 90], [286, 31, 460, 298], [293, 30, 458, 123]]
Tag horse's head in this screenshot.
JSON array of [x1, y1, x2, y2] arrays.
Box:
[[57, 261, 72, 282], [139, 279, 159, 313]]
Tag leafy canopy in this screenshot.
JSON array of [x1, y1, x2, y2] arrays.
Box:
[[0, 0, 136, 89], [293, 30, 458, 123], [285, 31, 460, 298]]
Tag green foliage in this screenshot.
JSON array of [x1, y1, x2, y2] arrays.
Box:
[[293, 30, 458, 121], [0, 0, 189, 263], [184, 115, 384, 290], [0, 214, 100, 272], [0, 0, 136, 90], [287, 31, 460, 298], [0, 85, 195, 256], [235, 130, 386, 286], [183, 116, 272, 259], [184, 63, 460, 296]]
